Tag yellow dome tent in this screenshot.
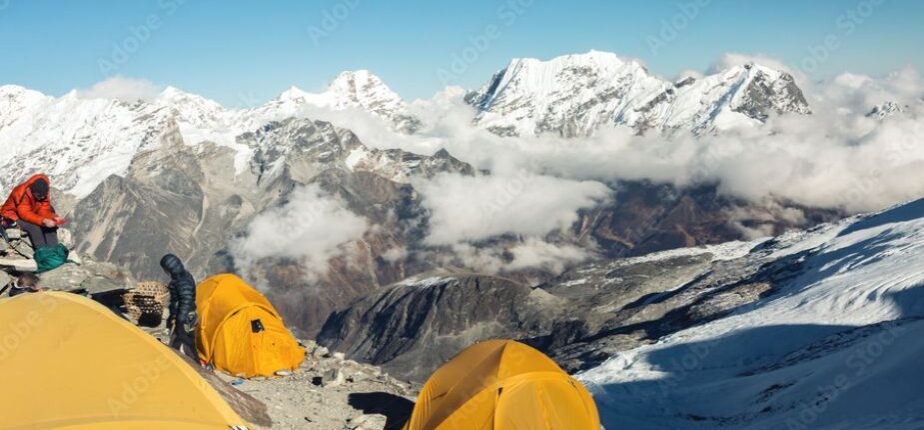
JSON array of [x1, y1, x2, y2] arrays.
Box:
[[196, 274, 304, 378], [402, 339, 601, 430], [0, 292, 249, 430]]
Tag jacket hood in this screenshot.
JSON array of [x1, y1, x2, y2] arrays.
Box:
[[160, 254, 185, 275]]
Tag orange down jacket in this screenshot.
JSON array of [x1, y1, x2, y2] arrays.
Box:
[[1, 174, 57, 226]]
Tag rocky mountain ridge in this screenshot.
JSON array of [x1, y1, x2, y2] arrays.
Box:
[[465, 51, 811, 137]]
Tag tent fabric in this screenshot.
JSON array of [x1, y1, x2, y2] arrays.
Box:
[[0, 292, 248, 430], [402, 340, 601, 430], [196, 274, 304, 378]]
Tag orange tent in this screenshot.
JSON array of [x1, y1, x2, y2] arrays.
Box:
[[196, 274, 304, 378], [402, 339, 601, 430], [0, 292, 248, 429]]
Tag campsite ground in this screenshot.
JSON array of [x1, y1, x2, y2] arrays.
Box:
[[219, 340, 419, 430]]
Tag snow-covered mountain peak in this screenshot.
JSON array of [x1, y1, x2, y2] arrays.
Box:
[[158, 85, 205, 101], [255, 70, 421, 133], [155, 86, 225, 114], [0, 85, 51, 129], [487, 50, 654, 98], [276, 85, 309, 101], [0, 84, 46, 99], [467, 51, 811, 137], [504, 50, 645, 75], [317, 69, 408, 113], [327, 69, 386, 91]]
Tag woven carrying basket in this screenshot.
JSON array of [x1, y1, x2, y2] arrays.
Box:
[[123, 281, 170, 326]]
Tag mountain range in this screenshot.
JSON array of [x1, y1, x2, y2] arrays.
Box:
[[465, 51, 811, 137], [1, 51, 818, 198], [0, 69, 418, 197]]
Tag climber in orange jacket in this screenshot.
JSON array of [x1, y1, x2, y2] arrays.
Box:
[[1, 174, 63, 249]]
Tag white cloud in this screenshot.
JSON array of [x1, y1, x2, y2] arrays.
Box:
[[506, 239, 593, 274], [231, 184, 368, 279], [77, 76, 162, 102], [426, 239, 593, 276], [820, 66, 924, 115], [415, 172, 610, 245], [709, 52, 801, 77]]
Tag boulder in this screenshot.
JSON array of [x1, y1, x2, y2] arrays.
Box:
[[322, 368, 345, 387], [346, 414, 387, 430], [38, 257, 136, 294]]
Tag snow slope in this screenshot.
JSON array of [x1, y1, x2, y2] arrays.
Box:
[[580, 198, 924, 429], [466, 51, 811, 137]]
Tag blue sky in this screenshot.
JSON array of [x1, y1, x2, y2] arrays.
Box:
[[0, 0, 921, 106]]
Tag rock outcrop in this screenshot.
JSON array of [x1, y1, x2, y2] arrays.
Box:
[[318, 270, 562, 381], [317, 238, 817, 380]]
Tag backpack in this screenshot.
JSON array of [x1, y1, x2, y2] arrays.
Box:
[[34, 244, 69, 273]]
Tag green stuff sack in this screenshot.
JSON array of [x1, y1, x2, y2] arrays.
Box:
[[35, 244, 69, 273]]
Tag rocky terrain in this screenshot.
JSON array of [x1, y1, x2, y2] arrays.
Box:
[[230, 340, 418, 430], [318, 270, 562, 381], [317, 240, 764, 381]]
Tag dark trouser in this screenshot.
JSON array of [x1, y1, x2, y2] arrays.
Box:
[[171, 327, 198, 362], [19, 220, 59, 249], [8, 285, 36, 297]]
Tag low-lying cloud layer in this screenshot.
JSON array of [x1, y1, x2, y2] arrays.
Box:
[[231, 184, 367, 279], [415, 172, 610, 245]]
